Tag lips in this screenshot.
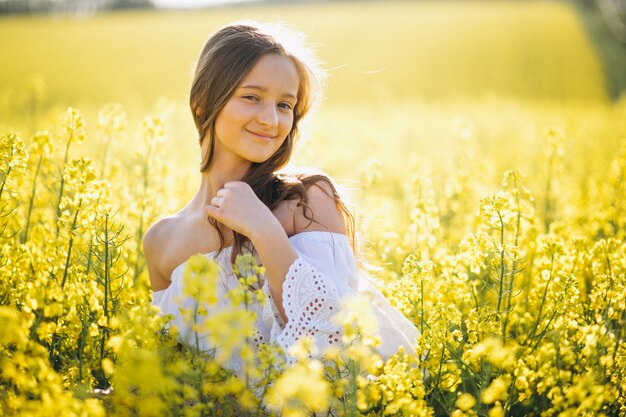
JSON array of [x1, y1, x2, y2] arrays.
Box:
[[246, 129, 276, 140]]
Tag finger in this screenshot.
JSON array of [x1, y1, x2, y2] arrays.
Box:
[[216, 188, 227, 197], [204, 204, 222, 221], [224, 181, 244, 189], [210, 196, 223, 207]]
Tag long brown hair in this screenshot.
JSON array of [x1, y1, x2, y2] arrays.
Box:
[[190, 22, 355, 264]]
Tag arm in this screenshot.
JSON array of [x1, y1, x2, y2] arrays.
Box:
[[250, 182, 347, 322], [248, 218, 297, 322], [142, 220, 170, 292], [204, 180, 347, 323]]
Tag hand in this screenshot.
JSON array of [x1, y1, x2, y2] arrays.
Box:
[[204, 181, 278, 240]]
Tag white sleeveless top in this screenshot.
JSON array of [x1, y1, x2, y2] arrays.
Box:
[[152, 231, 419, 376]]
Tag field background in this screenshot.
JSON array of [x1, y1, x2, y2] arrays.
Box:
[[1, 0, 624, 233], [0, 0, 612, 105], [1, 1, 626, 416]]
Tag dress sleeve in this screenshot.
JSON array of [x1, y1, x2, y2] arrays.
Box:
[[262, 257, 344, 360], [261, 232, 419, 362]]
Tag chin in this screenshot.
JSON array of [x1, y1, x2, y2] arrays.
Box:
[[245, 149, 282, 164], [245, 154, 274, 164]]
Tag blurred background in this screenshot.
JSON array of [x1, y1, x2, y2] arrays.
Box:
[[1, 0, 625, 109], [1, 0, 625, 230]]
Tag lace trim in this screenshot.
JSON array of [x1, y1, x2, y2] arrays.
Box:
[[251, 328, 266, 350], [262, 258, 344, 362]]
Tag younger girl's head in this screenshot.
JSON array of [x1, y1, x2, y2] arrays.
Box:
[[190, 22, 323, 172]]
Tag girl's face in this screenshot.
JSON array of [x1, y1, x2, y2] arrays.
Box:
[[213, 53, 300, 167]]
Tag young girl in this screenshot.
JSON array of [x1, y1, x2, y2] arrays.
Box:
[[144, 22, 419, 375]]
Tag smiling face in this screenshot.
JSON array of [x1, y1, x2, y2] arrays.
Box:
[[212, 53, 300, 167]]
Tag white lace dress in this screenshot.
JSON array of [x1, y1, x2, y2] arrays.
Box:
[[151, 231, 419, 376]]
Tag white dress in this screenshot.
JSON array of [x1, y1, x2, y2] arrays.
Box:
[[151, 231, 419, 376]]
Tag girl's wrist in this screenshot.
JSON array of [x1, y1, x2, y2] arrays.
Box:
[[248, 214, 284, 244]]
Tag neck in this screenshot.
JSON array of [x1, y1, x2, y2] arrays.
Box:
[[192, 160, 251, 209]]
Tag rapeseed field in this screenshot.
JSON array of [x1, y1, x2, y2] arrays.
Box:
[[0, 1, 624, 416]]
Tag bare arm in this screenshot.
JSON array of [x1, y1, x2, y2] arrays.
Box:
[[250, 182, 346, 321], [249, 217, 297, 322], [205, 181, 346, 323], [142, 220, 170, 292]]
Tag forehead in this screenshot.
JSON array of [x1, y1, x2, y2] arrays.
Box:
[[239, 54, 300, 96]]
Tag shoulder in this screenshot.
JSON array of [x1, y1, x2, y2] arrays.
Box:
[[297, 179, 346, 233], [143, 216, 178, 253], [273, 171, 348, 236], [143, 216, 179, 290]]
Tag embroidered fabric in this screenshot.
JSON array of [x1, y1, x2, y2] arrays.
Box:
[[151, 231, 419, 375], [262, 259, 344, 363]]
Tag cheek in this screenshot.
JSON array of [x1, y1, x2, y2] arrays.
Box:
[[215, 104, 243, 135], [279, 113, 295, 136], [219, 100, 248, 121], [214, 116, 229, 141]]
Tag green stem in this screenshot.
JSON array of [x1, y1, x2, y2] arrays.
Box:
[[21, 154, 43, 243], [61, 199, 82, 288], [77, 319, 89, 384], [192, 299, 202, 359], [496, 211, 506, 315], [420, 277, 425, 335], [191, 298, 208, 408], [133, 137, 153, 282], [61, 239, 74, 289], [529, 254, 554, 341], [503, 184, 523, 342], [0, 166, 11, 202], [242, 276, 251, 392], [529, 309, 558, 354], [434, 326, 448, 390], [100, 213, 110, 363], [55, 126, 74, 237]]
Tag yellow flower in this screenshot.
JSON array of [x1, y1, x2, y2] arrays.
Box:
[[141, 114, 165, 144], [481, 376, 511, 404], [455, 393, 476, 411], [487, 403, 504, 417], [1, 131, 28, 173], [101, 358, 114, 376], [466, 337, 515, 371], [181, 254, 220, 305], [97, 102, 127, 132], [62, 106, 86, 143], [332, 292, 380, 347], [287, 335, 318, 361], [266, 359, 331, 413], [479, 192, 517, 229]]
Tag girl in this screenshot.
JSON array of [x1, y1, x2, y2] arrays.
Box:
[[144, 22, 419, 375]]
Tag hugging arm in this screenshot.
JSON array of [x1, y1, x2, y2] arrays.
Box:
[[204, 180, 347, 323]]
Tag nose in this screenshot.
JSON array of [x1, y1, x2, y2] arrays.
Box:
[[257, 102, 278, 128]]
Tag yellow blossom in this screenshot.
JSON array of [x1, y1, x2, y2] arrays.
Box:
[[455, 393, 476, 411], [481, 376, 511, 404]]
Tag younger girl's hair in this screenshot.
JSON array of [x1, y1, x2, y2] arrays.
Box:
[[190, 22, 355, 263]]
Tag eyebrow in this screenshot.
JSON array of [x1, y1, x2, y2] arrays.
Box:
[[238, 85, 297, 100]]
